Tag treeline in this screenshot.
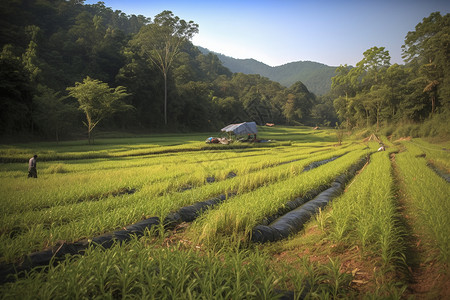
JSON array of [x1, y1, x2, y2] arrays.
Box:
[[0, 0, 329, 141], [330, 12, 450, 136], [1, 0, 448, 141]]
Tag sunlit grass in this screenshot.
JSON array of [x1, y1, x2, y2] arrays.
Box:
[[395, 140, 450, 263], [0, 236, 284, 299], [0, 137, 352, 262], [0, 128, 446, 298], [189, 147, 370, 245], [327, 151, 405, 269]]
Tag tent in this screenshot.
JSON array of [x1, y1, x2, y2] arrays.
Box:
[[221, 122, 257, 136]]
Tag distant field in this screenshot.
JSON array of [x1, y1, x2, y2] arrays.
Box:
[[0, 126, 448, 299]]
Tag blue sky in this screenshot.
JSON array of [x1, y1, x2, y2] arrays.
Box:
[[84, 0, 450, 67]]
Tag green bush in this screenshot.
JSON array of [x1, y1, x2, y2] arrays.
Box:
[[389, 112, 449, 140]]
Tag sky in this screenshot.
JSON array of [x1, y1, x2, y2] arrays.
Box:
[[84, 0, 450, 67]]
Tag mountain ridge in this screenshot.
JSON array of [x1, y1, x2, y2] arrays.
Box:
[[197, 46, 337, 95]]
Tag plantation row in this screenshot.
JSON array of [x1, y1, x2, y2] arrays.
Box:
[[0, 141, 360, 263], [0, 129, 448, 299], [190, 148, 370, 244], [394, 141, 450, 263], [0, 142, 346, 212]]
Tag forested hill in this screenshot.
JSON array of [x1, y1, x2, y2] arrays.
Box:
[[197, 47, 337, 95], [1, 0, 448, 141], [1, 0, 330, 138]]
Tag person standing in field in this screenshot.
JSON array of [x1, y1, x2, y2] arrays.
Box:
[[28, 154, 38, 178]]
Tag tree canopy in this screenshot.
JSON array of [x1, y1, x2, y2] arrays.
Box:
[[0, 1, 448, 140], [130, 10, 199, 125], [331, 12, 449, 132], [67, 77, 132, 143]]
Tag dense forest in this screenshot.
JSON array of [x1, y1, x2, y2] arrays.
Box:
[[331, 12, 450, 136], [0, 0, 448, 141], [197, 47, 337, 96]]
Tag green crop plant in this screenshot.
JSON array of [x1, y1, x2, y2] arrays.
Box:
[[282, 256, 354, 299], [395, 140, 450, 263], [1, 144, 307, 215], [0, 138, 293, 163], [0, 235, 286, 299], [327, 151, 406, 269], [3, 128, 442, 298], [0, 141, 356, 262], [190, 147, 370, 245], [406, 138, 450, 172]]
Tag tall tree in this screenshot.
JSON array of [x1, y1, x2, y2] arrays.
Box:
[[331, 65, 362, 127], [285, 81, 316, 124], [130, 11, 198, 125], [332, 47, 391, 129], [356, 46, 390, 86], [383, 64, 408, 120], [402, 12, 450, 115], [67, 77, 133, 143], [331, 64, 354, 100]]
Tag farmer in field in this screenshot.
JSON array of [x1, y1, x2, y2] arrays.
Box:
[[28, 154, 38, 178]]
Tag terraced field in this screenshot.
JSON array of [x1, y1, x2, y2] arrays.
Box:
[[0, 127, 448, 299]]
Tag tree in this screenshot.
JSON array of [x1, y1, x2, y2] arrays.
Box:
[[283, 93, 302, 124], [365, 86, 390, 131], [311, 95, 338, 127], [0, 45, 34, 134], [22, 25, 42, 83], [331, 65, 354, 99], [67, 77, 133, 143], [33, 85, 77, 142], [331, 65, 362, 127], [131, 11, 198, 125], [402, 12, 450, 115], [284, 81, 316, 125], [356, 46, 390, 86], [383, 64, 408, 120], [332, 47, 391, 129]]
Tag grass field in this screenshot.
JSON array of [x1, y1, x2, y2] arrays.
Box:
[[0, 126, 448, 299]]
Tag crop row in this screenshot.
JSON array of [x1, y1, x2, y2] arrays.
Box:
[[0, 235, 302, 299], [188, 146, 372, 244], [394, 141, 450, 263], [1, 142, 345, 214], [0, 144, 362, 262], [1, 143, 337, 214], [1, 135, 446, 299], [326, 150, 405, 269], [406, 139, 450, 171], [0, 140, 294, 163]]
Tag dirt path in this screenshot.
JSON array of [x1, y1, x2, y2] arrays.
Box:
[[390, 152, 450, 299]]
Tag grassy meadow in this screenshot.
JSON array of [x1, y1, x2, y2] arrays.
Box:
[[0, 126, 448, 299]]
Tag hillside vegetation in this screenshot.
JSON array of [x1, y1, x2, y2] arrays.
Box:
[[198, 46, 337, 96], [1, 1, 448, 143]]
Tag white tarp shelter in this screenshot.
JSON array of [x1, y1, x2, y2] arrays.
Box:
[[221, 122, 257, 136]]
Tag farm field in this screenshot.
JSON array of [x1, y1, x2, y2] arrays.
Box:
[[0, 126, 449, 299]]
